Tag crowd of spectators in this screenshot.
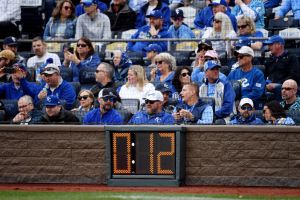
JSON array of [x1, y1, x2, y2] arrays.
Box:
[[0, 0, 300, 125]]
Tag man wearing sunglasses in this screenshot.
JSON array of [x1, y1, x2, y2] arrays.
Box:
[[83, 88, 123, 124], [2, 36, 25, 65], [280, 79, 300, 111], [129, 90, 174, 124], [227, 46, 265, 108], [230, 97, 263, 125], [199, 60, 235, 124]]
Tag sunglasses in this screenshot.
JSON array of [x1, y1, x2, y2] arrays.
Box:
[[77, 43, 87, 48], [78, 95, 89, 100], [145, 99, 157, 104], [181, 72, 191, 77], [241, 106, 253, 111], [237, 55, 245, 59], [44, 73, 54, 77], [238, 24, 248, 29], [63, 6, 72, 10], [18, 104, 30, 109], [102, 96, 116, 102], [214, 20, 222, 23], [197, 46, 210, 52], [172, 17, 183, 21], [155, 60, 163, 65], [281, 87, 294, 91], [95, 69, 105, 73]]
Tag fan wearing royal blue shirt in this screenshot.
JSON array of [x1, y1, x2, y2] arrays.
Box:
[[83, 88, 123, 124], [129, 90, 175, 124]]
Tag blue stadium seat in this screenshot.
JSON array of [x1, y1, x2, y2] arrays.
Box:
[[60, 67, 73, 82], [69, 82, 81, 96], [127, 51, 145, 65], [79, 68, 96, 89]]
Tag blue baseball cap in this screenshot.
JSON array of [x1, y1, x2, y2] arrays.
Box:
[[82, 0, 98, 7], [204, 60, 221, 71], [146, 10, 163, 19], [44, 95, 61, 106], [144, 44, 162, 53], [171, 9, 184, 18], [3, 36, 18, 46], [155, 83, 171, 93], [209, 0, 227, 6], [263, 35, 285, 45]]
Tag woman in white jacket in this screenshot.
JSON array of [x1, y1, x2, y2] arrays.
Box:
[[119, 65, 155, 105]]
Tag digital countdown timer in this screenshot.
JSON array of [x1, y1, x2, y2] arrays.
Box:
[[105, 126, 185, 186]]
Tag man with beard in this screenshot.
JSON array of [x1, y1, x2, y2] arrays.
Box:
[[129, 90, 174, 124], [83, 88, 123, 124], [127, 10, 170, 53], [229, 97, 263, 125]]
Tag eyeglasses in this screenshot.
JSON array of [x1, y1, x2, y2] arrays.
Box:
[[44, 73, 54, 77], [145, 99, 157, 104], [181, 72, 191, 77], [95, 69, 105, 73], [197, 46, 210, 52], [237, 55, 245, 59], [281, 87, 294, 91], [18, 104, 30, 109], [238, 24, 248, 29], [77, 43, 87, 48], [214, 20, 222, 23], [102, 96, 116, 103], [63, 6, 72, 10], [241, 106, 253, 111], [78, 95, 89, 100], [155, 60, 163, 65]]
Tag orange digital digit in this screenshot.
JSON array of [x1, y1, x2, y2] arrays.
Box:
[[157, 133, 175, 174], [112, 132, 131, 174], [149, 133, 154, 174]]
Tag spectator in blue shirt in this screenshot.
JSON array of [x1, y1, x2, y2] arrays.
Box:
[[63, 37, 100, 82], [83, 88, 123, 124], [194, 0, 237, 31], [227, 46, 265, 106], [168, 8, 195, 40], [127, 10, 170, 52], [75, 0, 108, 16], [129, 90, 175, 124], [275, 0, 300, 20], [173, 83, 214, 124], [230, 97, 264, 124], [231, 0, 265, 30]]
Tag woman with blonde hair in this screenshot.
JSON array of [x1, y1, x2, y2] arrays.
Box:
[[119, 65, 155, 105], [202, 12, 237, 53]]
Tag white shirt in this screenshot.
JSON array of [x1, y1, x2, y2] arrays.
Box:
[[0, 0, 21, 22], [119, 83, 155, 105], [27, 52, 62, 69]]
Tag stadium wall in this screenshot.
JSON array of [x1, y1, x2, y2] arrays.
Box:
[[0, 125, 299, 187]]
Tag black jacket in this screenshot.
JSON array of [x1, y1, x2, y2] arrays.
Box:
[[40, 108, 80, 124]]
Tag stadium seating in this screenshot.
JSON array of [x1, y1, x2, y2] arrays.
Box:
[[69, 82, 81, 96], [121, 99, 140, 114], [127, 51, 145, 65], [180, 6, 197, 29], [60, 67, 73, 82], [0, 110, 6, 123], [1, 99, 19, 121], [79, 68, 96, 89]]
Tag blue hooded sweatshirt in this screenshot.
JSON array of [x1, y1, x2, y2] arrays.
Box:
[[129, 111, 174, 124], [113, 52, 132, 86], [83, 108, 123, 124]]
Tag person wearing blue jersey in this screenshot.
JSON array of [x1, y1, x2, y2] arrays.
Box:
[[127, 10, 170, 53], [168, 9, 195, 39], [199, 60, 236, 123], [129, 90, 175, 124], [231, 0, 265, 29], [83, 88, 123, 124], [194, 0, 237, 31], [227, 46, 265, 106]]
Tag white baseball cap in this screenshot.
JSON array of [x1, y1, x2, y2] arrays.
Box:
[[239, 98, 254, 107], [234, 46, 254, 57], [143, 90, 164, 102], [43, 63, 60, 74]]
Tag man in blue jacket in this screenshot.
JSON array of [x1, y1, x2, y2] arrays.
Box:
[[83, 88, 123, 124], [275, 0, 300, 20], [20, 63, 76, 110], [127, 10, 170, 52], [227, 46, 265, 107], [129, 90, 175, 124], [194, 0, 237, 31], [199, 60, 236, 123]]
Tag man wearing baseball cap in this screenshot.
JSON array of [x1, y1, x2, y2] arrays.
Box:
[[230, 97, 263, 125], [194, 0, 237, 31], [199, 60, 235, 123], [75, 0, 111, 40], [264, 35, 300, 101], [227, 46, 265, 107], [39, 95, 79, 124], [128, 10, 171, 52], [144, 44, 162, 80], [129, 90, 174, 124], [83, 88, 123, 124], [168, 8, 195, 40], [2, 36, 25, 65], [155, 83, 177, 113], [0, 49, 16, 82]]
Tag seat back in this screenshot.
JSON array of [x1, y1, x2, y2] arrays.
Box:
[[1, 99, 19, 121], [69, 82, 81, 96], [121, 29, 138, 39], [179, 6, 197, 28], [287, 110, 300, 124], [170, 51, 193, 66], [230, 80, 241, 100], [200, 97, 215, 113], [175, 42, 198, 51], [127, 51, 145, 65], [121, 99, 140, 114], [0, 110, 6, 123], [60, 67, 73, 82], [104, 42, 127, 60]]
